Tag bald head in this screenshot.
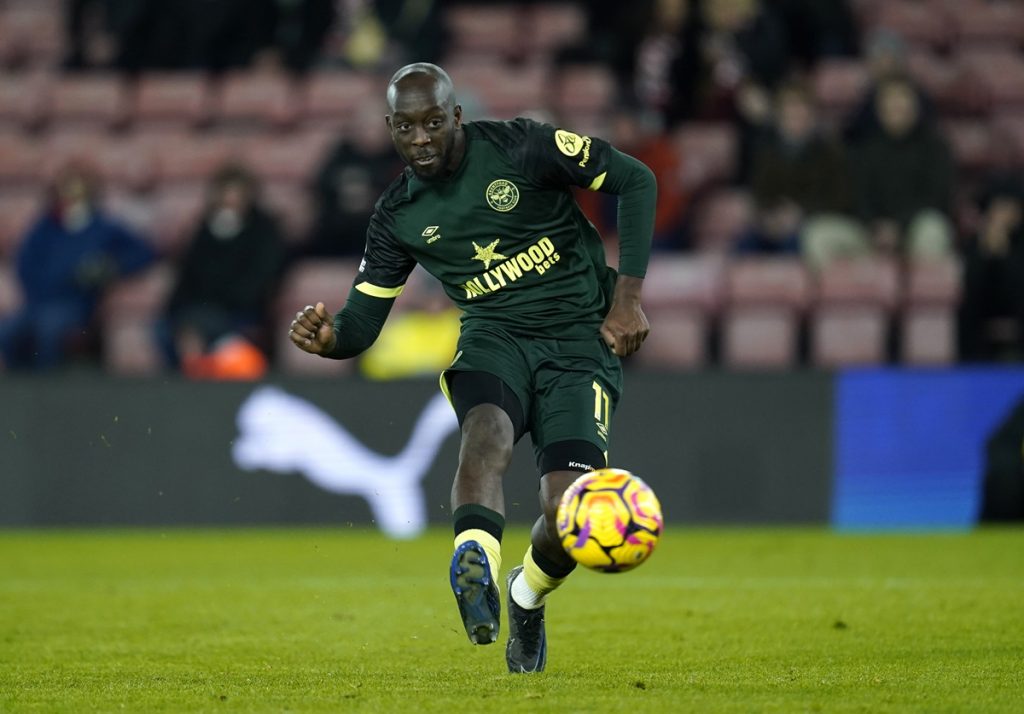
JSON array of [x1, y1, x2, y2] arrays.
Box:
[[386, 63, 456, 112]]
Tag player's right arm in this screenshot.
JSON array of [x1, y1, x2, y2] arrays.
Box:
[[289, 202, 416, 359]]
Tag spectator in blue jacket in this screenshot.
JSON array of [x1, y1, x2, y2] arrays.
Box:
[[0, 162, 154, 370]]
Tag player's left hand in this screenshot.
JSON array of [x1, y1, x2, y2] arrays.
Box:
[[600, 276, 649, 357]]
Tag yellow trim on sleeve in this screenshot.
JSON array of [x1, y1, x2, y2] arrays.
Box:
[[587, 171, 607, 191], [355, 282, 405, 298]]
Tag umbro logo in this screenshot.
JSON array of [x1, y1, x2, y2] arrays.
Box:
[[422, 225, 442, 244]]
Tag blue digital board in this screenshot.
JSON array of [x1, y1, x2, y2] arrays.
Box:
[[833, 368, 1024, 529]]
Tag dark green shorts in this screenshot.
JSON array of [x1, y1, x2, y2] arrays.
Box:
[[441, 324, 623, 458]]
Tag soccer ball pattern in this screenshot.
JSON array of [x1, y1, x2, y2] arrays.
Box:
[[556, 468, 663, 573]]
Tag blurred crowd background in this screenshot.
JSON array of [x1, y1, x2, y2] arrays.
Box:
[[0, 0, 1022, 378]]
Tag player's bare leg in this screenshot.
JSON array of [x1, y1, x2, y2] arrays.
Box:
[[449, 404, 514, 645], [506, 469, 579, 673]]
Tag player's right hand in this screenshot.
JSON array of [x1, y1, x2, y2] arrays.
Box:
[[289, 302, 337, 355]]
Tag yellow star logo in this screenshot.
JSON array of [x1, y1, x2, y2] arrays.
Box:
[[471, 239, 507, 269]]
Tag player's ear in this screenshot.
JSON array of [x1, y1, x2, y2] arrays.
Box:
[[453, 105, 462, 127], [384, 115, 393, 132]]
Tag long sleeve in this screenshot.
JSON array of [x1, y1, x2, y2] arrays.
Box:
[[596, 148, 657, 278], [324, 286, 396, 359]]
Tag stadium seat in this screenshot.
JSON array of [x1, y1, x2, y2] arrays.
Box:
[[690, 189, 754, 252], [132, 74, 212, 129], [551, 64, 616, 116], [527, 3, 586, 54], [722, 307, 800, 369], [0, 5, 62, 68], [958, 47, 1024, 110], [0, 189, 42, 259], [907, 50, 982, 115], [100, 264, 175, 375], [811, 306, 889, 366], [262, 180, 313, 245], [274, 259, 360, 374], [900, 256, 961, 365], [673, 123, 737, 191], [302, 71, 378, 129], [943, 119, 996, 172], [148, 183, 206, 255], [642, 254, 725, 312], [631, 307, 707, 370], [816, 256, 901, 309], [0, 133, 43, 185], [871, 0, 952, 50], [48, 74, 130, 130], [0, 71, 49, 130], [233, 130, 335, 184], [213, 71, 300, 129], [447, 60, 548, 118], [150, 132, 236, 186], [946, 0, 1024, 47], [445, 4, 527, 58], [0, 260, 21, 316], [813, 59, 869, 120], [725, 258, 812, 309]]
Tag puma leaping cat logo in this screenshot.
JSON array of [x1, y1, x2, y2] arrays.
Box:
[[232, 386, 458, 538]]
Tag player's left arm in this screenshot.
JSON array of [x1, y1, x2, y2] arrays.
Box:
[[516, 120, 656, 357], [593, 148, 656, 357]]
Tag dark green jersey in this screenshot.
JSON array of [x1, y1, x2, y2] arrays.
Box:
[[354, 118, 621, 338]]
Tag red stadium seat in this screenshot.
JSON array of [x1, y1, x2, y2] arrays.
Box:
[[551, 64, 616, 116], [274, 259, 360, 374], [943, 119, 996, 171], [302, 71, 377, 129], [816, 256, 901, 309], [150, 132, 237, 186], [812, 306, 889, 367], [262, 180, 314, 245], [947, 0, 1024, 47], [213, 71, 299, 129], [0, 260, 22, 316], [690, 189, 754, 253], [673, 123, 737, 191], [958, 47, 1024, 110], [0, 133, 43, 185], [0, 189, 42, 259], [100, 264, 175, 375], [233, 130, 335, 184], [0, 72, 49, 130], [133, 74, 212, 129], [813, 59, 869, 120], [871, 0, 953, 50], [447, 60, 548, 118], [899, 256, 961, 365], [632, 307, 707, 370], [901, 306, 956, 365], [725, 258, 812, 309], [527, 4, 586, 54], [0, 6, 62, 67], [446, 4, 527, 58], [48, 74, 130, 130], [722, 307, 800, 369], [149, 183, 206, 256], [642, 254, 725, 312]]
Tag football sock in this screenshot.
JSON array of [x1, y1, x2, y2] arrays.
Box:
[[511, 546, 573, 610], [453, 504, 504, 583]]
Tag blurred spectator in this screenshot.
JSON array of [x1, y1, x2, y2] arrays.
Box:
[[736, 81, 857, 259], [305, 103, 402, 257], [631, 0, 704, 127], [158, 165, 286, 374], [844, 29, 935, 145], [850, 75, 954, 261], [958, 175, 1024, 362], [700, 0, 791, 101], [0, 163, 154, 370], [576, 108, 690, 251]]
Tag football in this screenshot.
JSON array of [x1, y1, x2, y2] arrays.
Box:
[[556, 468, 663, 572]]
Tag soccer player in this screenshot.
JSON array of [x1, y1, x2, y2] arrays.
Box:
[[290, 63, 655, 673]]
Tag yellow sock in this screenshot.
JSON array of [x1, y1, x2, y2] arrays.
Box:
[[513, 546, 568, 609], [454, 529, 501, 583]]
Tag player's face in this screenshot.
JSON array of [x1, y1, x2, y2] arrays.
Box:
[[386, 85, 462, 179]]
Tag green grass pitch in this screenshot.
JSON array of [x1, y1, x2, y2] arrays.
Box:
[[2, 527, 1022, 713]]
